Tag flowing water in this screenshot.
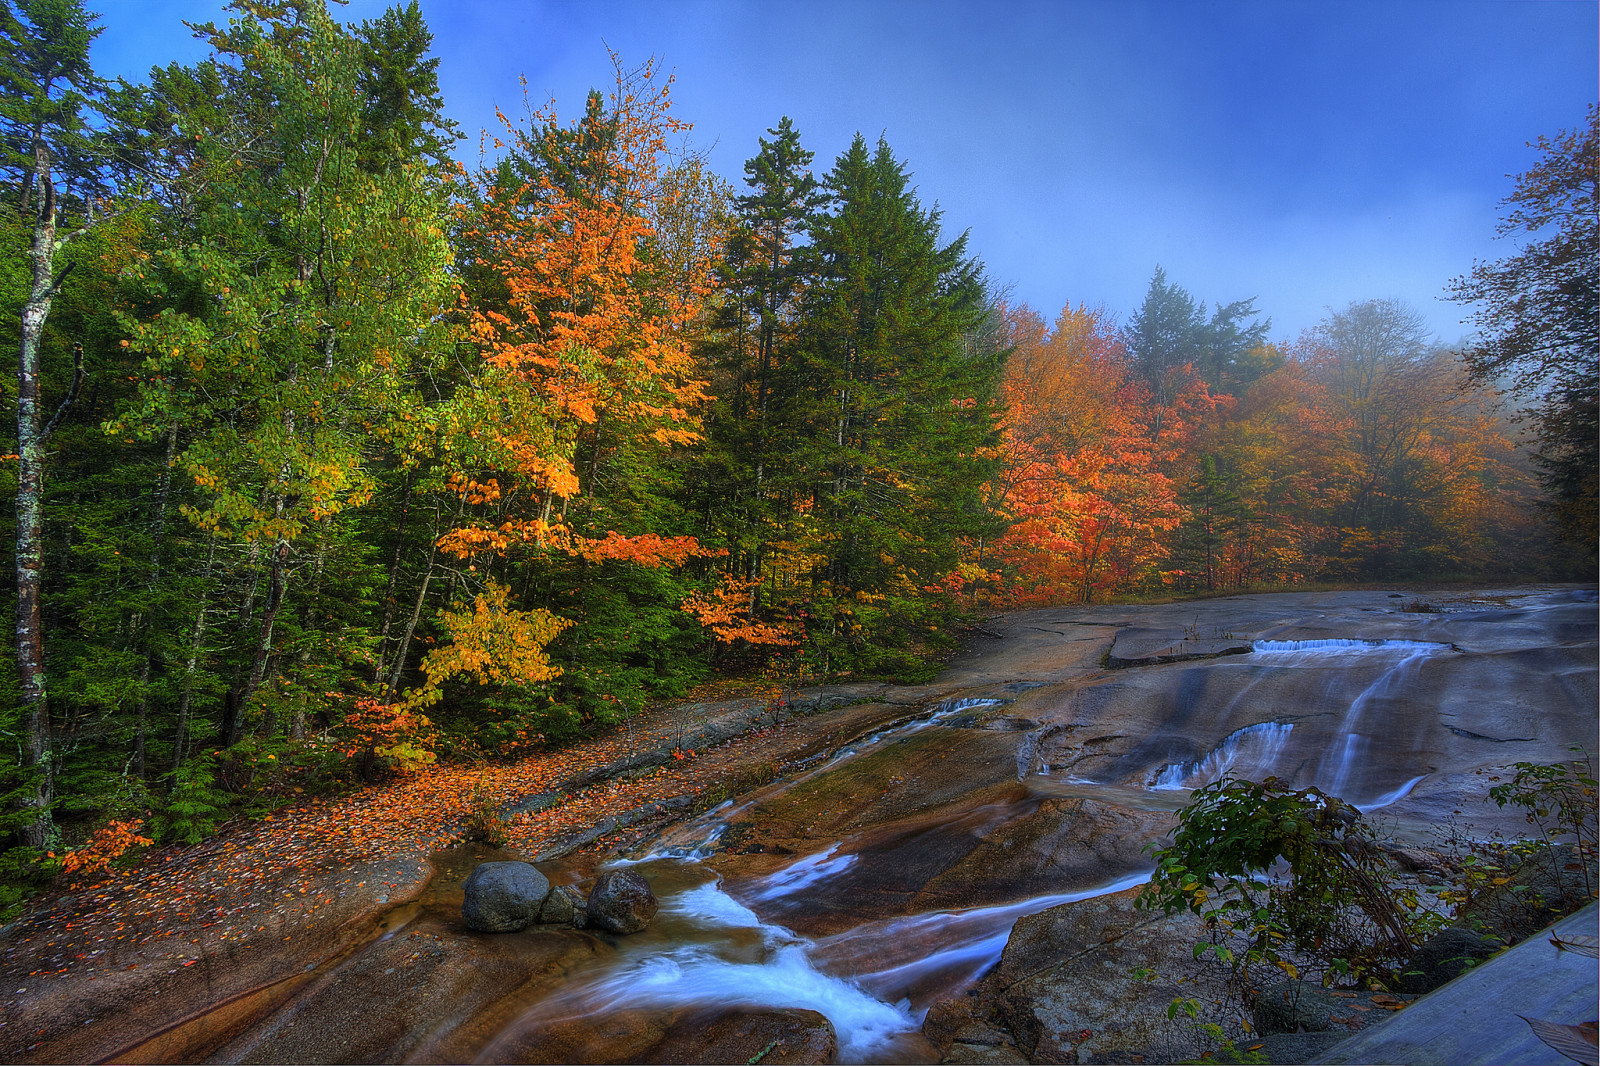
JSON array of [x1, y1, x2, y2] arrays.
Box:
[[157, 591, 1597, 1064], [469, 653, 1463, 1062]]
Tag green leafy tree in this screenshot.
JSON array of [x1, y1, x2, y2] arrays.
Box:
[[114, 0, 454, 752]]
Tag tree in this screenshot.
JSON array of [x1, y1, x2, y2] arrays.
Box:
[[351, 0, 461, 175], [2, 0, 107, 847], [792, 134, 1004, 671], [1125, 266, 1268, 420], [989, 303, 1191, 603], [696, 117, 825, 598], [1449, 105, 1598, 552], [442, 56, 724, 726], [116, 0, 455, 749]]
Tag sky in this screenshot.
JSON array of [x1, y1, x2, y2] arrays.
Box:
[[87, 0, 1598, 345]]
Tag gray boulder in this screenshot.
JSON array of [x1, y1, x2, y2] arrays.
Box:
[[585, 870, 658, 934], [538, 883, 585, 926], [1398, 926, 1497, 993], [1253, 979, 1339, 1034], [461, 860, 550, 933]]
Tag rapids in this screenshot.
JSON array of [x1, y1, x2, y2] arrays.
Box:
[[106, 586, 1599, 1064]]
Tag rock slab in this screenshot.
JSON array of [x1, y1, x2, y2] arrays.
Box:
[[585, 870, 659, 934], [461, 861, 550, 933]]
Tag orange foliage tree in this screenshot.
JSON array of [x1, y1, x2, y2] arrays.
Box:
[[415, 56, 726, 725], [987, 304, 1211, 603]]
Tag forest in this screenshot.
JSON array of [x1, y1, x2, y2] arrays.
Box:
[[2, 0, 1594, 905]]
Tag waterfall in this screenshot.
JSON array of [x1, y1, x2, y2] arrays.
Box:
[[1147, 721, 1295, 790], [1319, 643, 1436, 798]]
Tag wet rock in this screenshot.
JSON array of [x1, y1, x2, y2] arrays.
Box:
[[639, 1007, 837, 1064], [537, 884, 584, 926], [939, 1038, 1029, 1064], [584, 870, 658, 934], [1385, 845, 1447, 873], [990, 888, 1218, 1064], [461, 861, 550, 933], [1253, 979, 1340, 1034]]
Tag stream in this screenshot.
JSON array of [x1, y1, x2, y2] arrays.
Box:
[[136, 587, 1596, 1064]]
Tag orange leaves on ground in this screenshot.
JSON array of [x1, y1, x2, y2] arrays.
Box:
[[682, 575, 799, 647], [60, 820, 154, 879]]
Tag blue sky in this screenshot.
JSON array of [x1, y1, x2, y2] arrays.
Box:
[[89, 0, 1597, 343]]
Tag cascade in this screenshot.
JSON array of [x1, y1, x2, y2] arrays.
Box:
[[1147, 721, 1295, 789]]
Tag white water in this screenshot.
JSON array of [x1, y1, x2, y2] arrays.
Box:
[[1355, 774, 1426, 813], [750, 844, 859, 902], [542, 869, 1152, 1062], [1148, 721, 1295, 790], [1320, 643, 1436, 798], [1252, 638, 1446, 654], [810, 871, 1153, 1002], [1134, 638, 1450, 805]]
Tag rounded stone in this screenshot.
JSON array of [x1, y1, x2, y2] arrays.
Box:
[[461, 860, 550, 933], [584, 870, 659, 934]]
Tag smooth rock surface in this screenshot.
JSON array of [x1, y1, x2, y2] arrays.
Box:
[[638, 1007, 838, 1064], [461, 861, 550, 933]]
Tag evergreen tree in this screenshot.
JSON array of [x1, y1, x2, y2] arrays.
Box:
[[352, 0, 461, 174], [1170, 454, 1245, 591], [796, 134, 1004, 674], [1127, 267, 1271, 404], [695, 117, 824, 597]]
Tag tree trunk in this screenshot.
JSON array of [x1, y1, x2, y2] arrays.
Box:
[[14, 140, 70, 848], [386, 549, 435, 700], [130, 422, 180, 780], [172, 536, 216, 771]]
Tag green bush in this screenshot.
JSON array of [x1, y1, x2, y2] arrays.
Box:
[[1137, 776, 1434, 987]]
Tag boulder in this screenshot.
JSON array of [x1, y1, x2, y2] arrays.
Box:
[[585, 870, 659, 934], [461, 861, 550, 933], [988, 889, 1222, 1064], [538, 883, 585, 926], [1398, 927, 1498, 993], [1253, 979, 1340, 1034]]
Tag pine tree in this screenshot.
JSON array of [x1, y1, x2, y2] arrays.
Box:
[[796, 134, 1004, 674], [695, 117, 824, 600]]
